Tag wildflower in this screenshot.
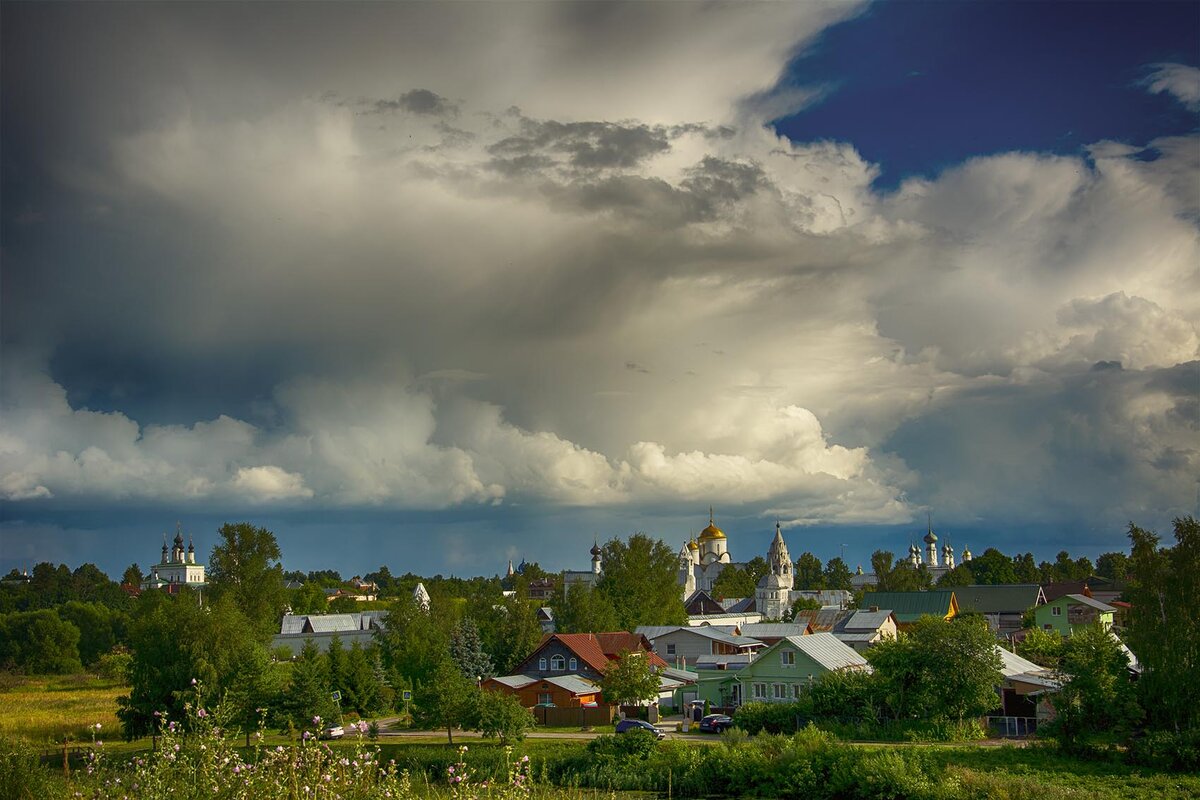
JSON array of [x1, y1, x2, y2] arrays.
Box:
[[94, 723, 103, 730], [191, 678, 198, 685], [313, 715, 322, 725], [197, 708, 208, 718]]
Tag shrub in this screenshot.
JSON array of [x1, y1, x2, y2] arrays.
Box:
[[1127, 729, 1200, 772], [0, 736, 64, 800], [586, 729, 658, 762], [732, 701, 802, 734]]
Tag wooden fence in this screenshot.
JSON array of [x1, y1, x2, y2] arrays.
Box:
[[534, 705, 615, 728]]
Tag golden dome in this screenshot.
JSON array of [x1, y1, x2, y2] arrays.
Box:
[[686, 539, 699, 551], [698, 506, 726, 540]]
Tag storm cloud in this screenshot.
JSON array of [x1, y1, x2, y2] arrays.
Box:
[[2, 3, 1197, 574]]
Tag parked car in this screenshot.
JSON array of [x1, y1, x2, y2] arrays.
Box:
[[615, 718, 666, 740], [320, 725, 345, 740], [697, 714, 733, 733]]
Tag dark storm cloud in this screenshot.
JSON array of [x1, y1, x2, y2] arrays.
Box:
[[489, 120, 674, 170], [369, 89, 459, 117]]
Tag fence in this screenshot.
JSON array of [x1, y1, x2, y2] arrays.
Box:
[[985, 715, 1038, 738], [535, 705, 614, 728]]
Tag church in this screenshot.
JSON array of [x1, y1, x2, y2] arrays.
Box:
[[140, 527, 207, 594]]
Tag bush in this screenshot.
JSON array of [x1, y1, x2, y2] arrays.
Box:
[[0, 736, 66, 800], [1127, 729, 1200, 772], [732, 701, 803, 734], [586, 729, 658, 762], [95, 650, 132, 682]]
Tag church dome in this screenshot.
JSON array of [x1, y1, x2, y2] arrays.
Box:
[[174, 531, 185, 546], [686, 539, 699, 551], [590, 543, 602, 557], [698, 523, 725, 541], [759, 572, 787, 589], [923, 529, 937, 544]]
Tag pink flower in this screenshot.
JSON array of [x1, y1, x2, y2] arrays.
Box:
[[197, 708, 208, 718]]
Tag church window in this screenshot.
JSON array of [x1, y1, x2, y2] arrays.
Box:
[[781, 650, 795, 667], [539, 657, 547, 670], [551, 655, 565, 671], [569, 658, 577, 671]]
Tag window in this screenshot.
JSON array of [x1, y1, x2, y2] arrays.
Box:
[[773, 683, 786, 700], [791, 684, 802, 699], [551, 654, 565, 671], [539, 657, 547, 670], [781, 650, 795, 667], [1052, 606, 1062, 617], [1043, 624, 1053, 631], [753, 683, 767, 699], [538, 692, 552, 705], [568, 658, 577, 671], [666, 643, 676, 656]]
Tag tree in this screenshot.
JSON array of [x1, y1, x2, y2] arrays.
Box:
[[486, 594, 544, 675], [326, 634, 347, 698], [224, 640, 286, 745], [596, 534, 687, 630], [57, 601, 126, 666], [782, 596, 821, 621], [1051, 623, 1139, 744], [1125, 517, 1199, 732], [823, 557, 853, 591], [795, 553, 826, 590], [122, 564, 144, 586], [449, 618, 494, 682], [1015, 628, 1063, 668], [600, 650, 660, 707], [117, 591, 262, 739], [413, 658, 479, 744], [1095, 552, 1129, 582], [879, 561, 931, 592], [936, 564, 975, 587], [376, 593, 450, 689], [476, 690, 535, 744], [285, 639, 338, 730], [1013, 553, 1040, 583], [208, 522, 287, 637], [710, 564, 755, 599], [290, 582, 329, 615], [0, 609, 83, 674], [867, 615, 1002, 722], [556, 583, 619, 634], [967, 548, 1017, 585], [342, 642, 385, 716]]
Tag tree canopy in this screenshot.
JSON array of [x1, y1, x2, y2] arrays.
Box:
[[596, 533, 687, 630], [208, 522, 286, 637]]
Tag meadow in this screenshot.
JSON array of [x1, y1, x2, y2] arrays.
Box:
[[0, 673, 124, 746]]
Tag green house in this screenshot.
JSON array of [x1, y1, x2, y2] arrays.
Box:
[[1033, 593, 1115, 637], [736, 633, 869, 704]]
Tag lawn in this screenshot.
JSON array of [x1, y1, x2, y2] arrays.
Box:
[[0, 673, 124, 746]]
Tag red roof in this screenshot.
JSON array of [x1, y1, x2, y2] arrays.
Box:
[[529, 631, 670, 674]]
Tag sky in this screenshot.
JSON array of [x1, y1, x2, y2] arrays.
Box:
[[2, 1, 1198, 581]]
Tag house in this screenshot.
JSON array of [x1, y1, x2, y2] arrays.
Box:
[[536, 606, 555, 633], [271, 611, 388, 656], [737, 623, 813, 646], [1033, 594, 1116, 637], [952, 585, 1045, 636], [995, 646, 1059, 721], [695, 655, 753, 708], [637, 625, 764, 667], [484, 631, 670, 708], [831, 609, 898, 652], [684, 589, 727, 616], [789, 608, 851, 633], [526, 578, 556, 601], [1041, 577, 1118, 603], [736, 633, 869, 704], [860, 590, 959, 628]]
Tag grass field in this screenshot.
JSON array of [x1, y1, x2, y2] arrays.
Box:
[[0, 673, 124, 746]]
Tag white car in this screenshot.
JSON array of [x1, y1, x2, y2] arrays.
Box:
[[320, 725, 345, 740]]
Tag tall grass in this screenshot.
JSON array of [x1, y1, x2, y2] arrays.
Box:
[[0, 673, 124, 745]]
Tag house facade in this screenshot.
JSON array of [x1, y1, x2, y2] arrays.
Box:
[[734, 633, 869, 704], [1033, 594, 1115, 637], [638, 625, 764, 667]]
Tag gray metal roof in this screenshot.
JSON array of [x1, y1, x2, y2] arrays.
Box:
[[280, 614, 307, 635], [837, 609, 894, 632], [996, 646, 1044, 677], [636, 625, 684, 640], [695, 654, 752, 670], [780, 633, 869, 671], [660, 666, 698, 683], [544, 674, 601, 696], [490, 674, 537, 689], [833, 632, 878, 643], [306, 614, 361, 633], [685, 626, 762, 648], [1065, 594, 1117, 613], [791, 589, 853, 608], [740, 623, 811, 639]]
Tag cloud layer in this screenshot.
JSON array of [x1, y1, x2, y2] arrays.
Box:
[[2, 5, 1198, 541]]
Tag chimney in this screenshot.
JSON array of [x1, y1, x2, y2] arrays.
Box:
[[869, 606, 879, 612]]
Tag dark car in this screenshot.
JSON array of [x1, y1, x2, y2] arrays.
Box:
[[697, 714, 733, 733], [615, 718, 666, 740]]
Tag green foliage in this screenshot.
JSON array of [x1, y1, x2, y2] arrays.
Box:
[[599, 650, 660, 706], [284, 639, 338, 729], [587, 729, 658, 762], [477, 689, 535, 744], [935, 564, 975, 587], [289, 582, 329, 615], [877, 561, 932, 592], [783, 596, 822, 621], [95, 648, 133, 682], [555, 582, 619, 634], [1096, 551, 1130, 581], [0, 609, 83, 674], [413, 658, 480, 744], [710, 564, 756, 599], [795, 552, 827, 590], [449, 617, 494, 681], [867, 615, 1002, 722], [1125, 516, 1199, 733], [1126, 728, 1200, 771], [121, 563, 144, 587], [486, 594, 544, 675], [0, 735, 61, 800], [207, 521, 287, 638], [57, 601, 128, 666], [376, 592, 451, 690], [731, 701, 802, 734], [1048, 623, 1140, 746], [1016, 627, 1064, 668], [823, 557, 853, 591], [117, 591, 264, 739], [596, 533, 687, 630]]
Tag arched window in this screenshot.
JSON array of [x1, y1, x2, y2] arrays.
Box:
[[551, 655, 565, 671], [568, 658, 578, 671], [539, 657, 547, 670]]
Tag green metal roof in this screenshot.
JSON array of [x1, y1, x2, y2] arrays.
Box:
[[952, 584, 1044, 614], [861, 590, 956, 623]]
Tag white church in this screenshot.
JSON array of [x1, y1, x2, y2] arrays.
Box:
[[140, 527, 206, 594]]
